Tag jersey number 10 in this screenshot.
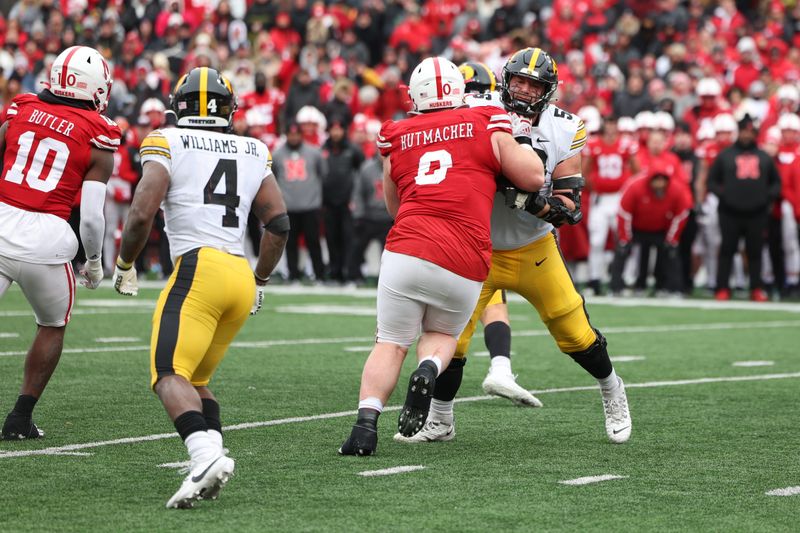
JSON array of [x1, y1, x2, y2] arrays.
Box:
[[204, 158, 240, 228], [3, 132, 69, 193]]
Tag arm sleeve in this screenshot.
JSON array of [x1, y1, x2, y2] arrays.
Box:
[[79, 180, 107, 260]]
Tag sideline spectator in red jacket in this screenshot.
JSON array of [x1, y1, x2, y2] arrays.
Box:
[[609, 160, 692, 295]]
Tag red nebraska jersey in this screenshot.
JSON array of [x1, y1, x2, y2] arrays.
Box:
[[238, 88, 286, 136], [0, 93, 121, 220], [586, 136, 638, 194], [377, 105, 511, 281]]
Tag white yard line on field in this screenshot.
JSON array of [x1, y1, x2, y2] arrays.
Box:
[[1, 320, 798, 358], [559, 475, 628, 486], [765, 486, 800, 496], [610, 356, 646, 362], [1, 372, 798, 459], [0, 333, 19, 338], [732, 361, 774, 367], [94, 337, 142, 343], [358, 466, 426, 477]]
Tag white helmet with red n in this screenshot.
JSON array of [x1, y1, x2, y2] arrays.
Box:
[[408, 57, 465, 113], [49, 46, 113, 112]]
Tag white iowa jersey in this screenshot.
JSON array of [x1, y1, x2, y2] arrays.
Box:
[[140, 128, 272, 261], [490, 104, 586, 250]]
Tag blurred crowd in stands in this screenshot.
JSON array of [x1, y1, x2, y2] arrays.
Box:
[[2, 0, 800, 300]]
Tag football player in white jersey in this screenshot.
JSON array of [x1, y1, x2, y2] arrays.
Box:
[[396, 48, 632, 445], [112, 68, 289, 508], [459, 61, 544, 408]]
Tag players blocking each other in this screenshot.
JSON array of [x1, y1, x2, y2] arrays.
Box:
[[396, 47, 632, 446], [112, 67, 289, 508], [0, 46, 119, 440], [458, 60, 544, 409], [338, 56, 545, 457]]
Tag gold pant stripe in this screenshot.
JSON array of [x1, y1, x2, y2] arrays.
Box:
[[150, 247, 255, 388], [455, 232, 595, 358]]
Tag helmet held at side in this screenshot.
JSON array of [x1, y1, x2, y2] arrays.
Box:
[[171, 67, 237, 129], [49, 46, 113, 112], [408, 57, 465, 113], [501, 47, 558, 117]]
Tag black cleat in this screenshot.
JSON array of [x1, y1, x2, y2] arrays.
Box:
[[2, 414, 44, 440], [398, 361, 437, 437], [339, 423, 378, 456]]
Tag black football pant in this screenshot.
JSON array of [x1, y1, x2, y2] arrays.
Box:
[[766, 215, 785, 291], [286, 209, 326, 281], [716, 208, 768, 291], [323, 203, 353, 282]]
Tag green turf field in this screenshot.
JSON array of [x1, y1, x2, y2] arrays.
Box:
[[1, 285, 798, 532]]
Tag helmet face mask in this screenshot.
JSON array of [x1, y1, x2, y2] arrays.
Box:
[[458, 62, 496, 94], [49, 46, 113, 113], [408, 57, 465, 113], [500, 47, 558, 117], [171, 67, 237, 129]]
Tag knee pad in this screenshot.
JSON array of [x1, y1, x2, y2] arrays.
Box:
[[566, 329, 612, 380]]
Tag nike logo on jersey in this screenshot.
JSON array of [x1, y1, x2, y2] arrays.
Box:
[[191, 457, 221, 483], [612, 426, 630, 435], [535, 257, 547, 266]]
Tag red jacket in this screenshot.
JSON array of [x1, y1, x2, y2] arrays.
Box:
[[617, 162, 693, 246]]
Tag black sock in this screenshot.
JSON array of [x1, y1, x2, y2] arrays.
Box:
[[355, 407, 379, 429], [433, 358, 466, 402], [201, 398, 222, 434], [11, 395, 38, 418], [173, 410, 208, 441], [567, 330, 613, 380], [484, 321, 511, 359]]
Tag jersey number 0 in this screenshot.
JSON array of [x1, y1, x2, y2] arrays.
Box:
[[204, 158, 240, 228]]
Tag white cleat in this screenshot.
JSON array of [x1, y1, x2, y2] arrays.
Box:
[[602, 378, 632, 444], [166, 453, 235, 509], [393, 419, 455, 443], [482, 372, 543, 407]]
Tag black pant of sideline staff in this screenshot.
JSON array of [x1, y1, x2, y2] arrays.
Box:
[[609, 230, 682, 294], [287, 209, 326, 282], [347, 218, 392, 282], [323, 203, 353, 282], [716, 207, 768, 291]]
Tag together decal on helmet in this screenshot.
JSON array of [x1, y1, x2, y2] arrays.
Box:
[[170, 67, 237, 128]]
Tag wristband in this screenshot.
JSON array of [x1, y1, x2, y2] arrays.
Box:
[[116, 257, 133, 270], [254, 273, 271, 285]]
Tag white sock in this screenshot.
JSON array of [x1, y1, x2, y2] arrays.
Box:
[[208, 429, 223, 450], [419, 355, 443, 376], [429, 399, 454, 425], [184, 431, 218, 465], [598, 369, 620, 394], [358, 397, 383, 413], [489, 356, 512, 375]]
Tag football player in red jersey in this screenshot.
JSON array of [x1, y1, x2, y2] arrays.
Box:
[[339, 57, 545, 456], [0, 46, 120, 439], [584, 116, 640, 294]]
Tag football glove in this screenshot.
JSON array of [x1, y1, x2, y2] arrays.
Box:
[[112, 263, 138, 296], [510, 112, 532, 140], [79, 258, 104, 289], [250, 284, 265, 316]]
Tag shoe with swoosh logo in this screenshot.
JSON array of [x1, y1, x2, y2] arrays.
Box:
[[166, 452, 235, 509], [601, 377, 631, 444]]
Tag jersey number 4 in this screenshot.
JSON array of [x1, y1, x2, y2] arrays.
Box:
[[3, 131, 69, 192], [204, 159, 240, 228]]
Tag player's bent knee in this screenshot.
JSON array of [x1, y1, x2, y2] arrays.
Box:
[[547, 305, 596, 353]]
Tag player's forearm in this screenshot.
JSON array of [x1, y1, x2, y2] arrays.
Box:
[[79, 181, 107, 260], [255, 231, 288, 280], [117, 211, 154, 265]]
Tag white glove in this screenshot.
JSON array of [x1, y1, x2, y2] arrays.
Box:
[[112, 264, 138, 296], [79, 258, 104, 289], [510, 113, 533, 139], [250, 284, 265, 315]]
